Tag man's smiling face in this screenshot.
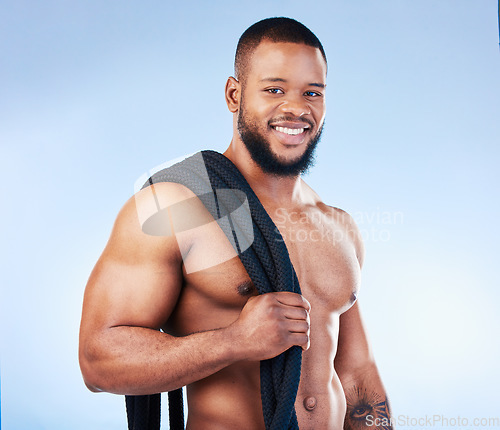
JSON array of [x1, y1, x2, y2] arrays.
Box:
[[236, 40, 327, 176]]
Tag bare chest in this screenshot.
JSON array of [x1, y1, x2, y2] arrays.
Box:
[[171, 203, 359, 336], [270, 206, 360, 313]]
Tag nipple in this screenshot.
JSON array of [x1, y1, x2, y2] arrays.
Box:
[[237, 280, 256, 296], [303, 396, 317, 411]]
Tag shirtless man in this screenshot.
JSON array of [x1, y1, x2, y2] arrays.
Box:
[[79, 18, 392, 429]]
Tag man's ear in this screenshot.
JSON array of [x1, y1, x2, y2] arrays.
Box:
[[225, 76, 240, 113]]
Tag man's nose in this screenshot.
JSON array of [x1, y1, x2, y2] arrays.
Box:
[[278, 94, 310, 117]]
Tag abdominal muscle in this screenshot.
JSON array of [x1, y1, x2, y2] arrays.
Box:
[[184, 313, 346, 430], [295, 311, 346, 430]]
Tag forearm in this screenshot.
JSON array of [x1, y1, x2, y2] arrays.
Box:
[[340, 363, 393, 430], [80, 325, 242, 395]]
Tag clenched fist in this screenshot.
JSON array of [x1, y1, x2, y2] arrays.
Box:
[[228, 292, 311, 361]]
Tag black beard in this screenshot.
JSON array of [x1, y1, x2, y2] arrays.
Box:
[[237, 103, 323, 177]]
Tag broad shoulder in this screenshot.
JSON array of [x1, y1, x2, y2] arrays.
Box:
[[133, 181, 200, 231], [104, 182, 199, 262]]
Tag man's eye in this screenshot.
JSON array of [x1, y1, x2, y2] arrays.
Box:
[[267, 88, 283, 94], [304, 91, 320, 97]]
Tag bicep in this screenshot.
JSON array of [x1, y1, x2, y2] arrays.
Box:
[[83, 255, 181, 331]]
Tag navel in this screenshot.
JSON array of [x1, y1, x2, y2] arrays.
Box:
[[303, 396, 317, 411]]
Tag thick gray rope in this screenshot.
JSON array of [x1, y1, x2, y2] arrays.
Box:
[[126, 150, 301, 429]]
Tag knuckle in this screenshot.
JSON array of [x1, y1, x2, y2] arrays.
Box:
[[269, 303, 282, 318], [303, 296, 311, 308], [262, 293, 278, 302], [263, 294, 276, 305]]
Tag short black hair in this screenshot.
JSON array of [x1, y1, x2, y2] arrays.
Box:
[[235, 17, 327, 82]]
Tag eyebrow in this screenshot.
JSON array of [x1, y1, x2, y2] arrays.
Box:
[[259, 77, 326, 89]]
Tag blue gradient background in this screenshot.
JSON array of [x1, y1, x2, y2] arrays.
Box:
[[1, 1, 499, 429]]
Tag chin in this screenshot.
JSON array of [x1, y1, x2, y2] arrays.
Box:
[[271, 145, 309, 164]]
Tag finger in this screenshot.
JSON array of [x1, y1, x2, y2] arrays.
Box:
[[282, 305, 309, 322], [285, 319, 309, 334], [274, 292, 311, 311], [288, 332, 310, 350]]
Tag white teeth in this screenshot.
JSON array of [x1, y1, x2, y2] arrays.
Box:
[[274, 126, 305, 135]]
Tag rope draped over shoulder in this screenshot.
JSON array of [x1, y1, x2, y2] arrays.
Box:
[[126, 150, 302, 430]]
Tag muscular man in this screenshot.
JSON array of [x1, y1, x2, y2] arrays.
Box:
[[79, 18, 392, 429]]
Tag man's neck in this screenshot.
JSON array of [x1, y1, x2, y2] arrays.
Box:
[[223, 143, 304, 207]]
